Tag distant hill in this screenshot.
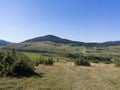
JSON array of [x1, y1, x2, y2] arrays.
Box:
[[20, 35, 120, 47], [1, 35, 120, 54], [0, 40, 11, 45], [1, 35, 120, 47], [102, 41, 120, 46], [24, 35, 80, 44], [1, 35, 99, 55], [23, 35, 99, 46]]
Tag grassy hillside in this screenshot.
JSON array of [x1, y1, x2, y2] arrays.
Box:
[[1, 43, 120, 90], [1, 35, 120, 61], [2, 42, 84, 56], [0, 62, 120, 90], [2, 42, 120, 60]]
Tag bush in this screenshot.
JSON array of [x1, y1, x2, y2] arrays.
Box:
[[91, 60, 100, 63], [12, 59, 34, 77], [74, 58, 91, 66], [44, 58, 54, 65], [35, 56, 54, 66], [103, 60, 112, 64], [0, 49, 35, 77], [65, 53, 80, 59], [114, 61, 120, 67]]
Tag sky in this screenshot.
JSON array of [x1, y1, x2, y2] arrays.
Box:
[[0, 0, 120, 43]]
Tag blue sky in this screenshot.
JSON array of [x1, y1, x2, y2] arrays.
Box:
[[0, 0, 120, 42]]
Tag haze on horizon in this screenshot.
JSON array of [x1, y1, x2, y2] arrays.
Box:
[[0, 0, 120, 43]]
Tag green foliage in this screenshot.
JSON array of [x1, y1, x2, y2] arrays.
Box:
[[12, 59, 34, 77], [114, 60, 120, 67], [65, 53, 80, 59], [35, 56, 54, 66], [0, 49, 35, 77], [91, 60, 100, 63], [44, 57, 54, 65], [64, 52, 112, 64], [83, 55, 112, 63], [74, 58, 91, 66]]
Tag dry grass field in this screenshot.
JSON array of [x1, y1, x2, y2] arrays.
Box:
[[0, 62, 120, 90]]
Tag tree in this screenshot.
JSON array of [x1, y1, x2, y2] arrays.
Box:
[[0, 49, 35, 77]]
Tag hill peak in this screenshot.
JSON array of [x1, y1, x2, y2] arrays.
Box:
[[41, 35, 61, 39], [23, 35, 74, 44]]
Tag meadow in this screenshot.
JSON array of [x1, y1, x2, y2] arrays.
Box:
[[1, 46, 120, 90], [0, 61, 120, 90]]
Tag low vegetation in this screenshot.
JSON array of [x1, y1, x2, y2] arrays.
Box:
[[65, 53, 112, 64], [35, 56, 54, 66], [1, 41, 120, 90], [114, 60, 120, 67], [24, 52, 55, 66], [0, 62, 120, 90], [0, 49, 35, 77], [74, 58, 91, 66]]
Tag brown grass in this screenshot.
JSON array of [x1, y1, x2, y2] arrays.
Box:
[[0, 62, 120, 90]]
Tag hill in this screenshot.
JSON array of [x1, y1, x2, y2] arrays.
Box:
[[23, 35, 85, 45], [23, 35, 100, 47], [1, 35, 120, 58], [102, 41, 120, 46], [0, 40, 11, 45], [24, 35, 120, 47]]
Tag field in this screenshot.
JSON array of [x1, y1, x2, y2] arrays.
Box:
[[0, 61, 120, 90], [3, 42, 120, 60], [23, 52, 42, 61], [1, 46, 120, 90]]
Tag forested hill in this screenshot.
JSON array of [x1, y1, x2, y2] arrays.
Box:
[[0, 40, 11, 45], [23, 35, 99, 47], [24, 35, 81, 44], [23, 35, 120, 47], [1, 35, 120, 47]]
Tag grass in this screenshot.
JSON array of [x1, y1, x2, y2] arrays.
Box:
[[23, 52, 41, 61], [0, 62, 120, 90], [2, 42, 120, 61]]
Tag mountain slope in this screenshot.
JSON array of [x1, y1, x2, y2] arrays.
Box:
[[24, 35, 81, 44], [2, 35, 120, 58], [2, 35, 120, 53], [23, 35, 101, 47], [0, 40, 11, 45], [102, 41, 120, 46]]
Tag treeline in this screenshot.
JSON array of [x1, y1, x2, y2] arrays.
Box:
[[65, 53, 112, 63], [65, 53, 112, 66], [0, 49, 35, 77]]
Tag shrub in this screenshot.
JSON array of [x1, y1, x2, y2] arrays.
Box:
[[12, 59, 34, 77], [91, 60, 100, 63], [65, 53, 80, 59], [44, 58, 54, 65], [80, 55, 112, 64], [74, 58, 91, 66], [103, 60, 112, 64], [35, 56, 54, 66], [0, 49, 35, 77], [114, 61, 120, 67]]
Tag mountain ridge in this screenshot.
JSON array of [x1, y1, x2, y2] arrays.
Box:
[[23, 35, 80, 44], [0, 40, 11, 45], [23, 35, 120, 46], [1, 35, 120, 46]]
